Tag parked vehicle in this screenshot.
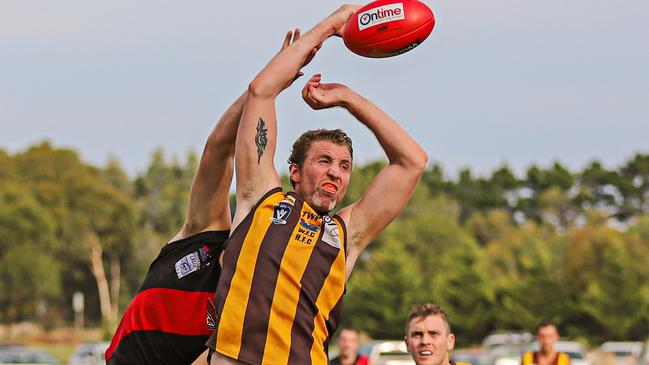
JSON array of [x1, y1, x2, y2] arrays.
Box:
[[487, 343, 533, 365], [483, 332, 534, 350], [68, 342, 110, 365], [599, 342, 643, 358], [0, 346, 60, 364], [452, 348, 490, 365], [359, 340, 415, 365], [598, 342, 643, 365], [637, 340, 649, 365]]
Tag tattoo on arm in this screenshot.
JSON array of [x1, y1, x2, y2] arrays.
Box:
[[255, 118, 268, 164]]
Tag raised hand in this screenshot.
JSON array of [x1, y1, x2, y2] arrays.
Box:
[[301, 74, 349, 110], [326, 4, 363, 37], [280, 28, 321, 90]]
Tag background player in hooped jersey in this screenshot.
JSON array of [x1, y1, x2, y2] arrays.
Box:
[[207, 4, 428, 365], [104, 30, 310, 365]]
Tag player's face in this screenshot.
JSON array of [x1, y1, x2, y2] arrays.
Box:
[[405, 315, 455, 365], [537, 325, 559, 354], [290, 141, 351, 214], [337, 329, 360, 358]]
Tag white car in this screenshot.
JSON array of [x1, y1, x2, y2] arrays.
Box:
[[488, 343, 533, 365], [359, 340, 415, 365], [599, 342, 643, 358], [637, 340, 649, 365], [483, 332, 534, 350], [598, 342, 643, 365]]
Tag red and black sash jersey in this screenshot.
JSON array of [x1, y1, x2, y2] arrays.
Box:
[[206, 188, 348, 365], [106, 230, 228, 365]]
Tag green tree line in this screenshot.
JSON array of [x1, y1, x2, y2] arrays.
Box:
[[1, 142, 647, 345]]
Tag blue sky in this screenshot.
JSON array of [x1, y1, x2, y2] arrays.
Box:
[[1, 0, 647, 178]]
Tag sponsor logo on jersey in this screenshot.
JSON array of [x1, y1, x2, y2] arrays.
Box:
[[175, 251, 201, 279], [295, 216, 322, 244], [322, 216, 342, 249], [358, 3, 405, 31], [299, 218, 320, 232], [271, 202, 292, 225]]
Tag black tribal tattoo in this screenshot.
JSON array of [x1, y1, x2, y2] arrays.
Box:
[[255, 118, 268, 164]]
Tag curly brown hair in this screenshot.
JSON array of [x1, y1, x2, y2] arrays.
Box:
[[287, 129, 353, 187]]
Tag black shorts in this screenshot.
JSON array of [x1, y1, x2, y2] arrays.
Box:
[[106, 230, 228, 365]]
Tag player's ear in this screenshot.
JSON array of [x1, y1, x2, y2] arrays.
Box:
[[447, 333, 455, 351], [289, 163, 301, 184]]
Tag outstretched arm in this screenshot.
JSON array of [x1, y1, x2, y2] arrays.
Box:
[[170, 30, 304, 242], [302, 75, 428, 278], [232, 5, 360, 228]]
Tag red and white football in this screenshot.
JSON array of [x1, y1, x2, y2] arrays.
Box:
[[342, 0, 435, 58]]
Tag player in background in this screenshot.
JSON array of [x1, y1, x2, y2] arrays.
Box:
[[521, 322, 571, 365], [404, 303, 470, 365], [329, 327, 369, 365]]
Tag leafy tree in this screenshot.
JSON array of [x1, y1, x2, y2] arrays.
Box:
[[8, 142, 135, 331], [485, 222, 566, 331], [580, 233, 646, 341], [134, 149, 197, 238], [344, 239, 425, 339], [0, 181, 60, 323], [0, 244, 61, 324], [464, 209, 513, 246]]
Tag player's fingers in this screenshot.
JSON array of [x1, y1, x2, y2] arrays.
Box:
[[308, 86, 326, 106], [301, 79, 311, 99], [282, 30, 293, 50], [293, 28, 301, 42]]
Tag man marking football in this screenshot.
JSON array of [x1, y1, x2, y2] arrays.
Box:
[[207, 4, 428, 365]]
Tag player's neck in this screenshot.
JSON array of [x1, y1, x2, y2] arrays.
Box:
[[538, 349, 557, 365]]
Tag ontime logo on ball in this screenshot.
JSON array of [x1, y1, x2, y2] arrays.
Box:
[[358, 3, 405, 31]]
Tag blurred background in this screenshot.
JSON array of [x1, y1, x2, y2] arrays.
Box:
[[1, 0, 648, 363]]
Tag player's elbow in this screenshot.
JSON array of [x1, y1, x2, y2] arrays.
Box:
[[408, 147, 428, 175], [248, 76, 277, 99]]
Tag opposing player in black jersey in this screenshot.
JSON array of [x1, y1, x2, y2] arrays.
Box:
[[105, 30, 309, 365]]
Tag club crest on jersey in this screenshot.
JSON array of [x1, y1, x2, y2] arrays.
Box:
[[271, 202, 292, 225], [322, 216, 342, 249]]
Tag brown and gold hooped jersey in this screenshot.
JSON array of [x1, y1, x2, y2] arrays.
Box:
[[207, 188, 348, 365]]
